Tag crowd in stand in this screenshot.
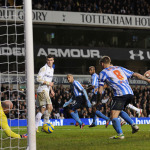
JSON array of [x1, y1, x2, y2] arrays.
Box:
[[32, 0, 150, 16], [0, 0, 150, 16], [1, 84, 150, 120], [1, 85, 26, 119]]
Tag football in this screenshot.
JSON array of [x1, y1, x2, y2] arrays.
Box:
[[1, 100, 13, 114], [144, 70, 150, 78], [43, 123, 54, 133]]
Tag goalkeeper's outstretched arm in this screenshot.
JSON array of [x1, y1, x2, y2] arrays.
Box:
[[0, 101, 24, 138]]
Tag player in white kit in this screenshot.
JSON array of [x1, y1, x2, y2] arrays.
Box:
[[35, 55, 55, 132]]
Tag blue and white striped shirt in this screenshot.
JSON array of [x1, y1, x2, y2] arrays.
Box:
[[91, 73, 99, 94], [99, 66, 134, 96], [70, 80, 84, 97]]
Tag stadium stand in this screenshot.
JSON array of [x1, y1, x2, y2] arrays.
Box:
[[1, 84, 150, 119], [0, 0, 150, 16], [31, 0, 150, 16]]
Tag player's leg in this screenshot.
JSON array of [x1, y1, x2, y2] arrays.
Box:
[[126, 104, 142, 117], [44, 104, 53, 124], [69, 110, 83, 126], [110, 97, 125, 139], [89, 106, 110, 128], [75, 109, 80, 126], [35, 91, 46, 132], [95, 110, 110, 127], [110, 110, 124, 139], [123, 95, 139, 133], [69, 97, 85, 128], [35, 106, 45, 132], [119, 110, 139, 133], [89, 94, 110, 127], [43, 90, 53, 124], [119, 116, 126, 126], [89, 94, 97, 127], [89, 113, 97, 127], [119, 111, 134, 125]]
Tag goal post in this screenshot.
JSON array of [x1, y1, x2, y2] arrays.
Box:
[[24, 0, 36, 149]]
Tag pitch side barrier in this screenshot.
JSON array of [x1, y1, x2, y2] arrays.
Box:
[[0, 74, 149, 86], [8, 117, 150, 127]]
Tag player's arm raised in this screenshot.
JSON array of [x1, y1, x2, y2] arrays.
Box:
[[132, 72, 150, 83], [37, 67, 54, 86]]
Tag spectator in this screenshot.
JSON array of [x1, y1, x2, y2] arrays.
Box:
[[59, 113, 65, 119], [1, 84, 150, 119]]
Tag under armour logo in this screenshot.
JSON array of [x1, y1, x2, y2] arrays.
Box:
[[129, 50, 144, 60]]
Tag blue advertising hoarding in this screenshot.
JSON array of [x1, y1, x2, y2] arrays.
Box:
[[8, 117, 150, 127]]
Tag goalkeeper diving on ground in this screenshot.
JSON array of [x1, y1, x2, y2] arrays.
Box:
[[0, 100, 27, 138]]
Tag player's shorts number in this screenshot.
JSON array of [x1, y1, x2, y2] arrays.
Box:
[[113, 70, 124, 80]]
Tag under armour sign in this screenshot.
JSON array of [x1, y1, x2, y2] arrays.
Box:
[[129, 50, 144, 60]]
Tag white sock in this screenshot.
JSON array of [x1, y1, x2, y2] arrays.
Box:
[[44, 110, 50, 124], [35, 112, 43, 130], [119, 116, 125, 122], [127, 104, 140, 113]]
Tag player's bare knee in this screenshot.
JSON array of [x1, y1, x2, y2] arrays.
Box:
[[111, 110, 120, 119], [47, 104, 53, 113]]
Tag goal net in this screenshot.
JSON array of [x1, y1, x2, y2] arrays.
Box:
[[0, 0, 36, 149]]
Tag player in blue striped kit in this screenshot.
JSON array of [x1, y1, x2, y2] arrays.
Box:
[[63, 74, 92, 129], [98, 56, 150, 139], [87, 66, 110, 128]]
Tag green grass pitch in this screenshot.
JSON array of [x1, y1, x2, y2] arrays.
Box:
[[0, 125, 150, 150]]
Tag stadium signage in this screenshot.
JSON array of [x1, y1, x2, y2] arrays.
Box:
[[129, 50, 150, 60], [0, 47, 101, 58], [81, 14, 150, 27], [17, 10, 47, 21], [0, 9, 47, 21], [1, 47, 150, 61], [0, 47, 25, 56], [0, 8, 150, 29], [35, 47, 150, 60], [8, 118, 150, 126], [0, 74, 149, 85], [37, 48, 101, 58], [81, 14, 132, 25]]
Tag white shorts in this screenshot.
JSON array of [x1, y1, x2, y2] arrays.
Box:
[[37, 90, 52, 106]]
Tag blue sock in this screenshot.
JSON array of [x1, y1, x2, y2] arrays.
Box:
[[112, 118, 123, 134], [95, 110, 109, 121], [70, 112, 82, 125], [92, 114, 97, 125], [74, 110, 79, 118], [119, 111, 134, 125]]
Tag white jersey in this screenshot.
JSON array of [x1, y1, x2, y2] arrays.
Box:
[[37, 64, 54, 93]]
